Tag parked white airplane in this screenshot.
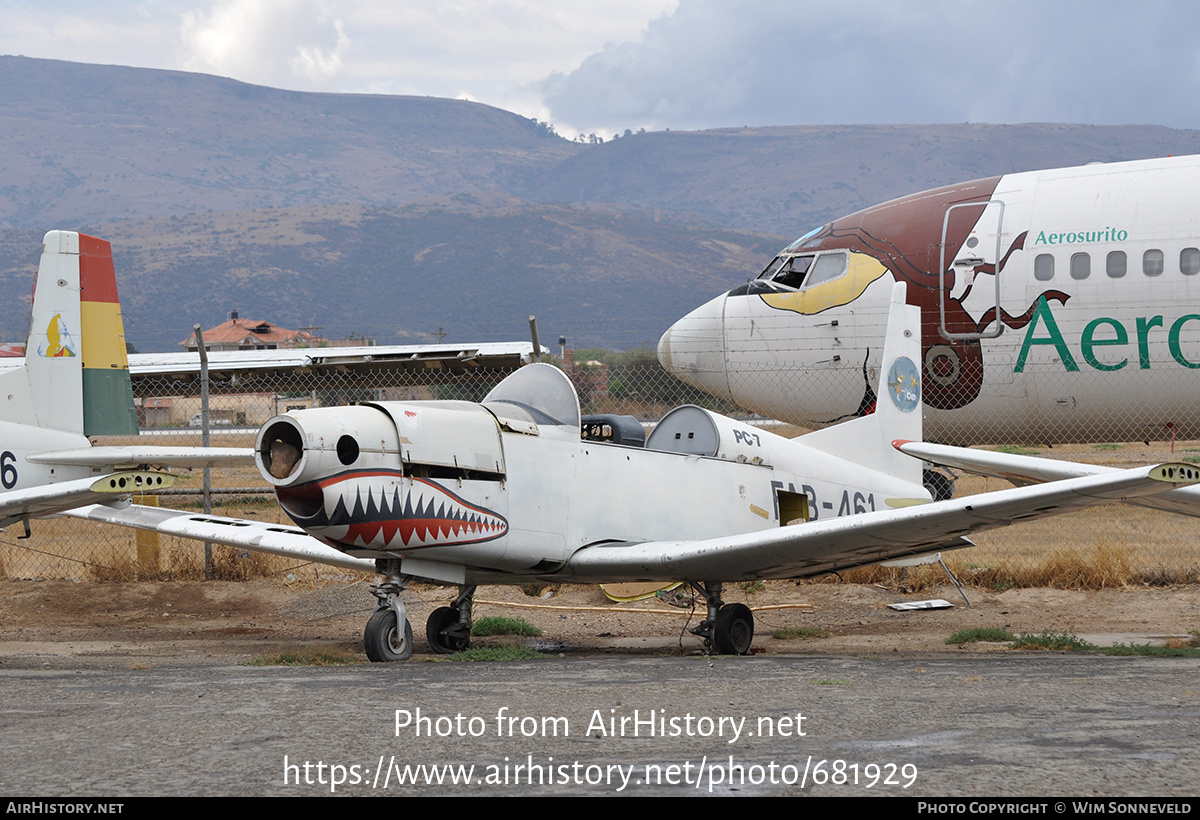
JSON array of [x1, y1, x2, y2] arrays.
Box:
[[0, 231, 255, 533], [659, 154, 1200, 448], [70, 284, 1200, 660]]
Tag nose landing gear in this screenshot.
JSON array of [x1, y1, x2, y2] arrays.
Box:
[[365, 564, 413, 662], [364, 606, 413, 662]]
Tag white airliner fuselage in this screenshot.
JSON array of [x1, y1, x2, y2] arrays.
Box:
[[660, 154, 1200, 444]]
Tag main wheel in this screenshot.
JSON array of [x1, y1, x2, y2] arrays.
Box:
[[364, 608, 414, 662], [426, 606, 471, 654], [923, 469, 954, 502], [712, 603, 754, 655]]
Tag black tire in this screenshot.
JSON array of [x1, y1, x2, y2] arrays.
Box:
[[713, 603, 754, 655], [924, 470, 954, 502], [364, 608, 413, 662], [426, 606, 471, 654]]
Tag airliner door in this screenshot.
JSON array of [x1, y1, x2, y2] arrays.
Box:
[[938, 199, 1007, 341]]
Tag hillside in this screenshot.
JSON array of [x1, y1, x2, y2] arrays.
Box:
[[0, 56, 578, 229], [0, 194, 785, 351], [522, 123, 1200, 235], [5, 57, 1200, 350]]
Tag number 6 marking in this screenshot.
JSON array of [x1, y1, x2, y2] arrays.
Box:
[[2, 451, 17, 489]]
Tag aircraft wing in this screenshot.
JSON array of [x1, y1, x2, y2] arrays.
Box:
[[120, 342, 543, 396], [58, 463, 1198, 584], [27, 446, 254, 469], [0, 472, 175, 528], [897, 440, 1200, 519], [560, 463, 1200, 583], [65, 502, 376, 573]]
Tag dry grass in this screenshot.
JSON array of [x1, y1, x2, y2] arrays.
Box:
[[1, 501, 366, 585], [808, 537, 1199, 592]]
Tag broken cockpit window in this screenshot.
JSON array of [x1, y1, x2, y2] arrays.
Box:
[[753, 250, 847, 291], [758, 254, 813, 289]]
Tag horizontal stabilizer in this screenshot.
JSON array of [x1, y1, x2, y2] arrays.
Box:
[[898, 440, 1200, 520], [0, 472, 169, 527], [29, 446, 255, 469]]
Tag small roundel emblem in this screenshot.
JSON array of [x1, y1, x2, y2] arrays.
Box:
[[887, 356, 921, 413]]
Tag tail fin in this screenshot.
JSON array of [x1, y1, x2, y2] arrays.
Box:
[[796, 282, 922, 485], [21, 231, 137, 436]]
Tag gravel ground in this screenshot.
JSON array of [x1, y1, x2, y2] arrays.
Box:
[[1, 578, 1198, 663]]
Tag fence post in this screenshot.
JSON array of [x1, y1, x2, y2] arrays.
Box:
[[194, 323, 213, 579]]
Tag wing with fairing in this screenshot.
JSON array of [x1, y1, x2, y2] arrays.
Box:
[[65, 502, 375, 573], [0, 472, 175, 528], [897, 440, 1200, 520], [63, 462, 1200, 584], [560, 463, 1200, 584], [0, 446, 254, 527]]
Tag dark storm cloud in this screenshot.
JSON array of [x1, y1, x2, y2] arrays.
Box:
[[542, 0, 1200, 133]]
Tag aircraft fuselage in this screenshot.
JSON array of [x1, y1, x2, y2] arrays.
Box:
[[660, 154, 1200, 444], [256, 367, 927, 585]]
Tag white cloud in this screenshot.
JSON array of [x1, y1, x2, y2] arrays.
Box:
[[0, 0, 674, 124], [541, 0, 1200, 134], [179, 0, 350, 89], [3, 0, 1197, 134]]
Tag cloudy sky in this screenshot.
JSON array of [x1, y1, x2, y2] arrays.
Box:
[[3, 0, 1199, 137]]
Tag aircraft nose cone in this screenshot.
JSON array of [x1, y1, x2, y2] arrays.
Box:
[[657, 293, 732, 401]]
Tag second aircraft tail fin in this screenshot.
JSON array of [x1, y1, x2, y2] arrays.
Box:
[[19, 231, 138, 437]]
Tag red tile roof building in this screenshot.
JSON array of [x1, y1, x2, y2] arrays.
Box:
[[181, 311, 327, 352]]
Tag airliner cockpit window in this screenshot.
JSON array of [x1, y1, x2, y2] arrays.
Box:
[[764, 255, 814, 289], [804, 251, 848, 287], [758, 255, 787, 280]]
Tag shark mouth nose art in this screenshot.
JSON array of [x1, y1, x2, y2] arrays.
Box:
[[323, 476, 508, 551]]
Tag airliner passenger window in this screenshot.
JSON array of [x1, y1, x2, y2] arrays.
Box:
[[1034, 254, 1054, 281], [1144, 249, 1164, 277], [1106, 251, 1126, 278], [804, 252, 848, 287], [1070, 252, 1090, 280], [1181, 248, 1200, 275]]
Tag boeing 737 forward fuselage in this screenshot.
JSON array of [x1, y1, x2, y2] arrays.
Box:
[[659, 154, 1200, 444]]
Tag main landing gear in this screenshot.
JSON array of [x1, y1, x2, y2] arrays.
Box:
[[426, 585, 475, 655], [363, 561, 477, 662], [687, 581, 754, 655]]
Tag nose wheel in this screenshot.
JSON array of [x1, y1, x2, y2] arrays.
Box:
[[364, 566, 414, 662], [364, 608, 413, 662]]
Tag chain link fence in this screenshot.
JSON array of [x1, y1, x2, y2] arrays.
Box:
[[2, 350, 1198, 587]]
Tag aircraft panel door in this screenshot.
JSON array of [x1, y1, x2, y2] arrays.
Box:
[[368, 401, 505, 475]]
